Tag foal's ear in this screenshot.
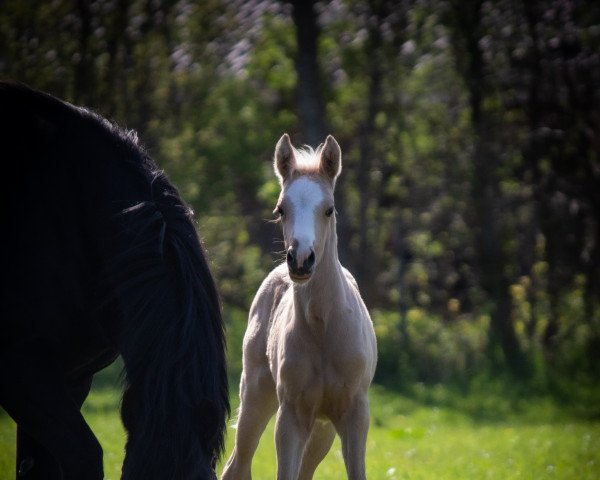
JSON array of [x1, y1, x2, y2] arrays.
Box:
[[319, 135, 342, 184], [274, 133, 296, 184]]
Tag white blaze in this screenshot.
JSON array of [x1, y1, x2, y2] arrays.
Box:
[[286, 177, 324, 265]]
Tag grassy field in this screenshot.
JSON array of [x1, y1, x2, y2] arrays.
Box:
[[1, 374, 599, 480]]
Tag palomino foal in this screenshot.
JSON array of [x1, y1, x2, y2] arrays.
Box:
[[221, 134, 377, 480]]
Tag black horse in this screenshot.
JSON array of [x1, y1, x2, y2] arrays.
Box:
[[0, 82, 229, 479]]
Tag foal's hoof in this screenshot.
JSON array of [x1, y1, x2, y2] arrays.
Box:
[[18, 456, 34, 477]]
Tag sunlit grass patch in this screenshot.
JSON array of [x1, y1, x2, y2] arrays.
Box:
[[1, 383, 599, 479], [217, 384, 600, 479]]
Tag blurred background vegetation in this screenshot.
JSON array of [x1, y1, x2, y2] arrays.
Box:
[[1, 0, 599, 408]]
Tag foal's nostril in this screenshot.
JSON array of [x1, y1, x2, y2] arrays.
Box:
[[286, 248, 295, 266], [306, 250, 315, 268]]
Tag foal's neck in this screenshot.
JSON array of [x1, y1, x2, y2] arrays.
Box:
[[293, 227, 345, 321]]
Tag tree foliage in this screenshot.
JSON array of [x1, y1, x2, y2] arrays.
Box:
[[1, 0, 598, 389]]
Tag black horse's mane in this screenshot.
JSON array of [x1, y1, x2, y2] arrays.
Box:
[[1, 81, 229, 478]]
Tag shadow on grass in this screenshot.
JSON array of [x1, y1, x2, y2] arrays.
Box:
[[373, 373, 600, 426], [91, 356, 125, 390], [81, 357, 125, 415]]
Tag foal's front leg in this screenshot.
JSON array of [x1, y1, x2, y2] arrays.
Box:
[[221, 368, 277, 480], [336, 394, 370, 480], [275, 401, 313, 480]]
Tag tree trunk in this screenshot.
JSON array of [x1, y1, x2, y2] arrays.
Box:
[[74, 0, 94, 105], [354, 1, 385, 305], [289, 0, 327, 147], [448, 0, 529, 378]]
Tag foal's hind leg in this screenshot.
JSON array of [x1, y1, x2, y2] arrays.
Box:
[[297, 419, 336, 480], [221, 368, 277, 480]]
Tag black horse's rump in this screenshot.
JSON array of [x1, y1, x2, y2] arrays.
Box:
[[0, 81, 229, 479]]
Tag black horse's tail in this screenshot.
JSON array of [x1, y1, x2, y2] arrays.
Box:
[[110, 172, 229, 479]]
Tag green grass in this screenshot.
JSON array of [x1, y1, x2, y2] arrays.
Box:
[[1, 382, 599, 479]]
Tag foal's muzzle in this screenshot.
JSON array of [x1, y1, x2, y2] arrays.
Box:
[[287, 246, 315, 282]]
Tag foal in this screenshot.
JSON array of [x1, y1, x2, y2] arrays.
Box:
[[222, 134, 377, 480]]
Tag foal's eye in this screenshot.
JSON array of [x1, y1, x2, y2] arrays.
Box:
[[274, 206, 284, 217], [325, 206, 334, 217]]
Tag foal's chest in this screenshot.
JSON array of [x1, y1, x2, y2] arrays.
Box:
[[272, 309, 370, 413]]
